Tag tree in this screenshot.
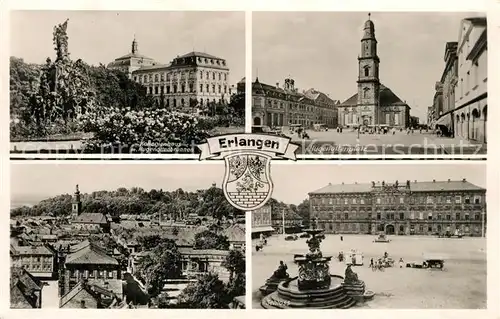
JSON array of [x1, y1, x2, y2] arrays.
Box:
[[177, 273, 230, 309], [135, 239, 182, 297], [136, 234, 164, 251], [193, 230, 229, 250], [221, 250, 245, 282]]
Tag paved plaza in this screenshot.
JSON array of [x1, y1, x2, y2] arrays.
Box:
[[252, 234, 486, 309], [287, 130, 486, 155]]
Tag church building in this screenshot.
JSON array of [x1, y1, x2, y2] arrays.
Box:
[[71, 185, 111, 233], [338, 14, 411, 129]]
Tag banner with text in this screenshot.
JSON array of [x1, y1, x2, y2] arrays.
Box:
[[197, 133, 299, 160]]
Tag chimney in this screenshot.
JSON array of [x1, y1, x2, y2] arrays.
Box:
[[448, 179, 450, 182], [342, 182, 344, 185], [276, 82, 279, 88], [462, 178, 466, 182], [414, 180, 417, 183], [328, 182, 332, 185], [433, 179, 436, 183]]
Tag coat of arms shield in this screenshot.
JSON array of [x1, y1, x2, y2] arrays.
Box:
[[223, 152, 273, 211]]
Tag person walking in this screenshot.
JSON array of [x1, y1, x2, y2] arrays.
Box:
[[399, 257, 404, 268], [370, 258, 374, 269]]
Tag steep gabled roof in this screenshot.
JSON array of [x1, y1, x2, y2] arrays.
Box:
[[222, 224, 245, 242], [74, 213, 108, 225], [65, 242, 118, 266], [59, 281, 100, 308]]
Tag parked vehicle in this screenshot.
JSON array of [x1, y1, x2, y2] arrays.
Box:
[[373, 233, 391, 243], [284, 234, 298, 241]]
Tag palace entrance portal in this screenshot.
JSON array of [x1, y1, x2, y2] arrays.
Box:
[[385, 224, 395, 235]]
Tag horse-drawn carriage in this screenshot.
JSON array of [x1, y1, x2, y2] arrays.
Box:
[[406, 254, 445, 270]]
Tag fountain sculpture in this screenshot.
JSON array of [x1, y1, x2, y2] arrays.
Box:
[[261, 220, 373, 309]]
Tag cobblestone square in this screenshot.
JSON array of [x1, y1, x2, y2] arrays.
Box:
[[253, 234, 486, 309]]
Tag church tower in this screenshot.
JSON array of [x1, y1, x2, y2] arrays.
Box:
[[357, 13, 380, 126], [72, 184, 82, 218]]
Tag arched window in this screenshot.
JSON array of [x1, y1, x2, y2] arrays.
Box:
[[364, 66, 370, 77], [363, 87, 370, 98]]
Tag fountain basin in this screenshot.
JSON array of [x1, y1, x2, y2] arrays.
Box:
[[261, 275, 357, 309]]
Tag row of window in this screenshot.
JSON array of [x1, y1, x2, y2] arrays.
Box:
[[318, 222, 480, 233], [22, 263, 52, 271], [70, 269, 118, 279], [135, 70, 228, 84], [155, 97, 221, 108], [314, 211, 483, 221], [312, 195, 483, 205], [18, 256, 53, 263], [148, 84, 228, 95]]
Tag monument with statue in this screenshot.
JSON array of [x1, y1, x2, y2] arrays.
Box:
[[260, 218, 374, 309]]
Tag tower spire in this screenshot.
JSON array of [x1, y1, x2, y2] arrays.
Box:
[[368, 12, 371, 20]]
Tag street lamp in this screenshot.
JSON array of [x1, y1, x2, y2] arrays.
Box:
[[282, 208, 286, 237]]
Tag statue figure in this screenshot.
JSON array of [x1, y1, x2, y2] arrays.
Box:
[[306, 236, 322, 258], [344, 265, 359, 284], [271, 261, 289, 279], [76, 184, 79, 192], [53, 19, 70, 61]]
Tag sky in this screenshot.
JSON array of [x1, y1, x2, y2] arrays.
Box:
[[10, 162, 225, 205], [11, 162, 486, 207], [10, 10, 245, 85], [253, 11, 484, 122], [270, 163, 486, 205]]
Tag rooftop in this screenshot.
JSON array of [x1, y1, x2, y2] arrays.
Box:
[[309, 179, 485, 194], [74, 213, 108, 225], [65, 242, 119, 266]]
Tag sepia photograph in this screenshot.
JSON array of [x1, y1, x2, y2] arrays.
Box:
[[252, 163, 486, 308], [252, 12, 487, 155], [10, 162, 246, 309], [9, 11, 245, 155]]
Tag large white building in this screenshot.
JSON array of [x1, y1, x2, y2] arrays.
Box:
[[453, 17, 487, 144], [108, 38, 231, 112]]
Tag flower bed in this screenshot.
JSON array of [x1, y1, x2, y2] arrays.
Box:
[[79, 107, 213, 154]]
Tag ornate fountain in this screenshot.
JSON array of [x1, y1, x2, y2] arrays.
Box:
[[261, 219, 373, 309]]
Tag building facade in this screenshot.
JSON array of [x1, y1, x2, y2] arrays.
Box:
[[454, 18, 487, 144], [58, 241, 123, 299], [251, 205, 274, 239], [252, 78, 339, 129], [338, 15, 410, 128], [108, 39, 232, 112], [434, 42, 458, 136], [10, 244, 56, 278], [309, 179, 486, 236]]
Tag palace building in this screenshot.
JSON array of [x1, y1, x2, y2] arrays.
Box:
[[308, 179, 486, 236], [252, 78, 339, 129], [108, 38, 232, 111], [338, 14, 411, 129]]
